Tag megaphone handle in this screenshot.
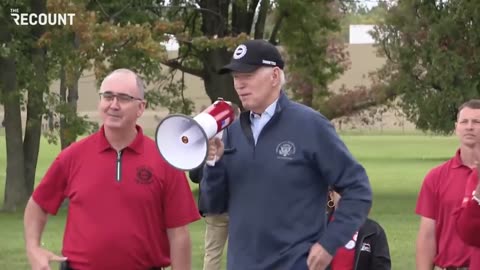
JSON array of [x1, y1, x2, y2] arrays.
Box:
[[206, 131, 224, 167], [206, 156, 217, 166]]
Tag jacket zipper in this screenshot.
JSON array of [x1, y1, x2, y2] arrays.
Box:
[[353, 231, 375, 270], [116, 150, 123, 182]]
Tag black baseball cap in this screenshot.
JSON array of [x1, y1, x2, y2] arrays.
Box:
[[219, 39, 285, 74]]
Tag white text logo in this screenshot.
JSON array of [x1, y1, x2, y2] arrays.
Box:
[[11, 8, 75, 26]]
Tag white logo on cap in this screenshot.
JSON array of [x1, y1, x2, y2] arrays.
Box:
[[262, 60, 276, 66], [233, 44, 247, 59]]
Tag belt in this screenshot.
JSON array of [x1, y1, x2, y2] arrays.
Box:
[[60, 261, 164, 270], [434, 266, 468, 270]]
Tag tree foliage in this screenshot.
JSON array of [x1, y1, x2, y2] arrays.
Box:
[[338, 0, 389, 41], [42, 0, 190, 148], [373, 0, 480, 134], [0, 0, 188, 211], [279, 0, 346, 107], [132, 0, 350, 110], [284, 0, 387, 117], [0, 0, 358, 211], [1, 0, 53, 211]]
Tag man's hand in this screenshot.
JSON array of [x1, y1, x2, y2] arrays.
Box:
[[207, 137, 224, 163], [307, 243, 333, 270], [27, 246, 67, 270], [475, 181, 480, 198]]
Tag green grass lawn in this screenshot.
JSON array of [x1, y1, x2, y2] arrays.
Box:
[[0, 133, 460, 270]]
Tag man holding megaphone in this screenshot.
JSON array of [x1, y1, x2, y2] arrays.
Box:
[[200, 39, 373, 270], [189, 103, 240, 270]]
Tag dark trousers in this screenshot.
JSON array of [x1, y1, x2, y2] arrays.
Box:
[[290, 256, 331, 270], [290, 256, 308, 270]]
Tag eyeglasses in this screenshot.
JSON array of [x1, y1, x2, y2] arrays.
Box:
[[99, 91, 143, 103]]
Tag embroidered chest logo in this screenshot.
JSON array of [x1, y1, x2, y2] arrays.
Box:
[[361, 243, 371, 253], [275, 141, 296, 160], [135, 166, 155, 184]]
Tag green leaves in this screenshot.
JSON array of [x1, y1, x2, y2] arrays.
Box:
[[279, 0, 346, 107], [374, 0, 480, 134]]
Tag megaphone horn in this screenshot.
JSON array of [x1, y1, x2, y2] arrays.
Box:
[[155, 98, 235, 171]]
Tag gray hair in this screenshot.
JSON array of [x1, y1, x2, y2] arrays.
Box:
[[103, 68, 145, 99], [259, 67, 286, 88]]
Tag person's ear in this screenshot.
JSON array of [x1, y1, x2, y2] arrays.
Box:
[[137, 101, 146, 117], [271, 68, 280, 87]]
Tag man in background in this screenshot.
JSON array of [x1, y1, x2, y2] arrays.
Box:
[[415, 100, 480, 270]]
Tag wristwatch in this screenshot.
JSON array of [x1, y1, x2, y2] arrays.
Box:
[[473, 192, 480, 205]]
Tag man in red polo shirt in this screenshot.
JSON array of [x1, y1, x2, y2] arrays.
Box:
[[415, 100, 480, 270], [23, 69, 201, 270], [455, 157, 480, 269]]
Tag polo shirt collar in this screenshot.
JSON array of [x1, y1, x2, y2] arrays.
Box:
[[97, 125, 144, 154], [452, 148, 464, 169]]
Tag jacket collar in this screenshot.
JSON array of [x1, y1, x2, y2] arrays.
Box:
[[353, 219, 380, 270], [239, 90, 290, 144], [240, 90, 290, 124]]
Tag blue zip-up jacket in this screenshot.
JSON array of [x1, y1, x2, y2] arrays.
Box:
[[200, 92, 372, 270]]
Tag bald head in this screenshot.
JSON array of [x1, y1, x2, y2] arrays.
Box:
[[101, 69, 145, 99]]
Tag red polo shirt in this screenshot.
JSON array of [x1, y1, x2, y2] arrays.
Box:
[[330, 231, 356, 270], [415, 149, 473, 267], [455, 169, 480, 269], [33, 126, 201, 270]]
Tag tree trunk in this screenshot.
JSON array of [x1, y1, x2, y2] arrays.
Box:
[[60, 32, 83, 149], [59, 66, 69, 149], [203, 72, 239, 106], [231, 0, 249, 35], [23, 0, 48, 197], [197, 1, 245, 107], [202, 48, 241, 107], [59, 65, 68, 148], [60, 33, 81, 150], [24, 53, 47, 196], [302, 84, 314, 108], [60, 73, 80, 150], [0, 9, 28, 211], [199, 0, 230, 37], [1, 57, 28, 212], [254, 0, 269, 39]]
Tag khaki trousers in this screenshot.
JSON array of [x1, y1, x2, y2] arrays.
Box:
[[203, 214, 229, 270]]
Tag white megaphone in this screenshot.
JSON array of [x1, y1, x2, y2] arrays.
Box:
[[155, 98, 235, 171]]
